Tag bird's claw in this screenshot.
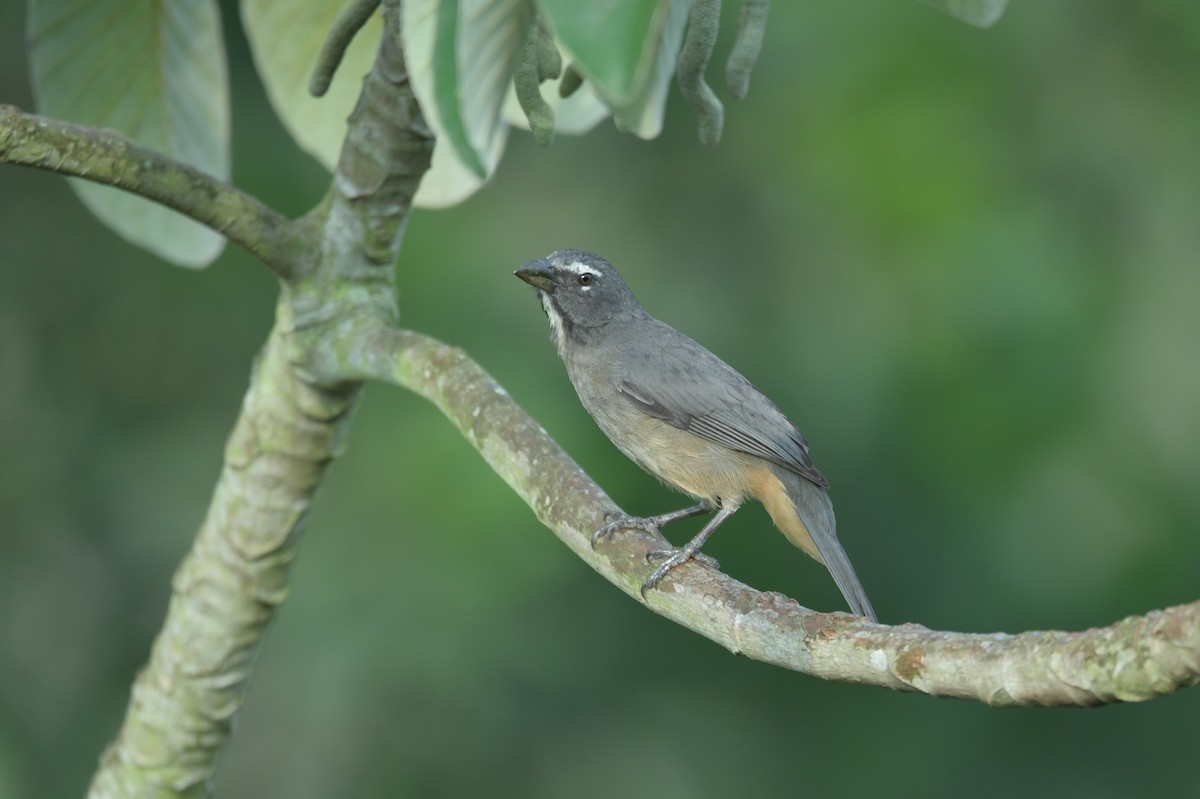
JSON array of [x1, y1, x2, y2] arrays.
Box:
[[646, 547, 720, 571], [591, 512, 660, 549], [593, 513, 721, 597], [639, 547, 721, 599]]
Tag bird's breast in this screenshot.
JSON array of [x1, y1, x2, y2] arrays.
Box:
[[588, 403, 758, 505]]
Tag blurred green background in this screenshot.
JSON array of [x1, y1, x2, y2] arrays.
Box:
[[3, 1, 1199, 796]]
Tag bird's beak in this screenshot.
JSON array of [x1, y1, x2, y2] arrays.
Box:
[[514, 259, 556, 293]]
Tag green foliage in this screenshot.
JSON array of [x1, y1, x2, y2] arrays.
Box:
[[404, 0, 524, 185], [23, 0, 1010, 239], [240, 0, 383, 184], [537, 0, 666, 104], [25, 0, 229, 267]]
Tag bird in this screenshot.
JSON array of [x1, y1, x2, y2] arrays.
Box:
[[515, 249, 876, 621]]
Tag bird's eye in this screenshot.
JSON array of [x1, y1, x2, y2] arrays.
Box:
[[578, 273, 595, 286]]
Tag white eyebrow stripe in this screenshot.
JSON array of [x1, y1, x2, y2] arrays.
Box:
[[561, 261, 596, 276]]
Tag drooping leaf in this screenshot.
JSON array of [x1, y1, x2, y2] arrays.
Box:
[[610, 0, 691, 139], [420, 118, 511, 209], [419, 0, 486, 177], [457, 0, 528, 170], [537, 0, 667, 106], [923, 0, 1009, 29], [403, 0, 527, 200], [27, 0, 230, 268]]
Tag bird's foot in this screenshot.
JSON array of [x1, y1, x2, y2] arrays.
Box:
[[591, 512, 661, 549], [640, 546, 720, 599], [592, 503, 715, 549]]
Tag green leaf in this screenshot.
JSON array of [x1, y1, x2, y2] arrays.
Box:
[[450, 0, 528, 175], [537, 0, 667, 105], [403, 0, 527, 205], [27, 0, 230, 268], [430, 0, 487, 177], [421, 123, 510, 209], [923, 0, 1009, 29], [244, 0, 498, 208], [240, 0, 381, 171], [249, 0, 592, 208], [610, 0, 691, 139]]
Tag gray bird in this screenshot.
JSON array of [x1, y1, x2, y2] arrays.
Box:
[[515, 250, 876, 621]]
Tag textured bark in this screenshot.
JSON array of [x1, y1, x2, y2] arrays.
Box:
[[88, 323, 360, 798], [0, 104, 301, 278]]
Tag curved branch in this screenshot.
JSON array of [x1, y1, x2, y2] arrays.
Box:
[[88, 322, 361, 798], [0, 104, 300, 278], [337, 323, 1200, 708]]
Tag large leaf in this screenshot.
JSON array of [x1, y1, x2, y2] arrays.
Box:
[[27, 0, 230, 268], [923, 0, 1009, 28], [244, 0, 522, 208], [609, 0, 690, 139], [422, 120, 511, 209], [402, 0, 526, 205], [240, 0, 381, 171], [537, 0, 666, 106]]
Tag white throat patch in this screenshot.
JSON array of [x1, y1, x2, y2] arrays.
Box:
[[540, 291, 567, 352]]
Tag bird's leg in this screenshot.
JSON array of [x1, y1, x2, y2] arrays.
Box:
[[641, 502, 740, 598], [591, 501, 714, 548]]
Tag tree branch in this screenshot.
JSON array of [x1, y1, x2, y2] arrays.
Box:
[[338, 323, 1200, 708], [0, 104, 302, 279], [86, 1, 434, 795], [88, 323, 361, 798]]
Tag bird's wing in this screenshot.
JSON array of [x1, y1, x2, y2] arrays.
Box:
[[615, 334, 829, 488]]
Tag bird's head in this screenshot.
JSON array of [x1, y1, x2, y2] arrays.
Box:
[[514, 250, 643, 348]]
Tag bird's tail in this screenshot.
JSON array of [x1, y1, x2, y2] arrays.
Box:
[[760, 466, 877, 622]]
